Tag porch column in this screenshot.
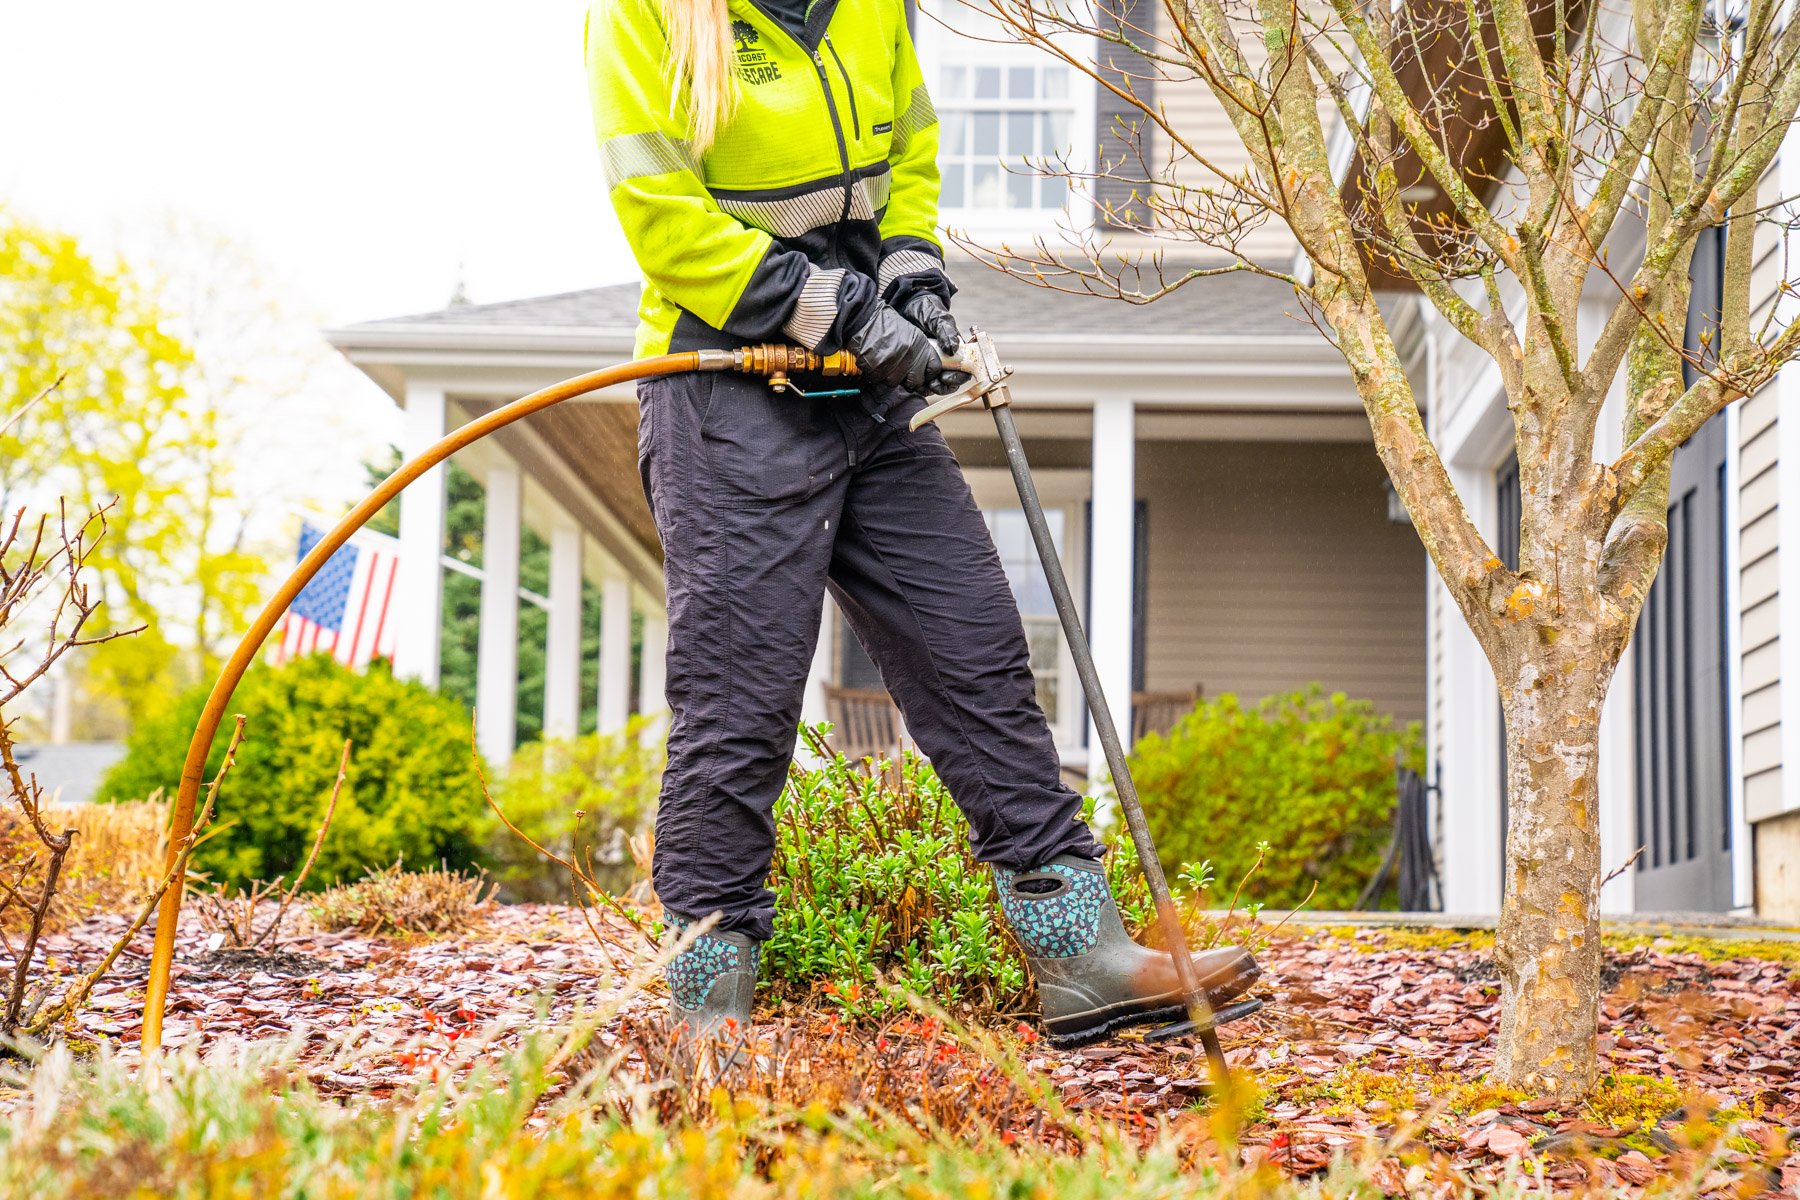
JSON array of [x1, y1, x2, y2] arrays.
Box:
[[394, 380, 447, 686], [598, 567, 633, 735], [475, 460, 523, 766], [638, 593, 669, 746], [543, 519, 584, 740], [1088, 395, 1136, 793]]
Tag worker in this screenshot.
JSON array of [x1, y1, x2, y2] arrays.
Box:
[[584, 0, 1260, 1050]]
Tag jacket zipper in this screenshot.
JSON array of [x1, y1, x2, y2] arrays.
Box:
[[824, 34, 859, 139], [742, 2, 855, 259], [808, 46, 855, 262]]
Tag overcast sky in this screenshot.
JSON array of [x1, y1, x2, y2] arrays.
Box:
[[0, 1, 655, 527], [0, 0, 635, 327]]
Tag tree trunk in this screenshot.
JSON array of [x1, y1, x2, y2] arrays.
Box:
[[1492, 652, 1611, 1096]]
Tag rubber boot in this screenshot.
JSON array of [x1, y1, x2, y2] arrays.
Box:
[[996, 853, 1261, 1048], [664, 921, 758, 1054]]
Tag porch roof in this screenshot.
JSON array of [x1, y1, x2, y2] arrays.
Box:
[[326, 265, 1368, 597], [325, 265, 1353, 405], [349, 265, 1314, 340]]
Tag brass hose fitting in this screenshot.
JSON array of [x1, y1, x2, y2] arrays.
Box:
[[696, 344, 859, 393]]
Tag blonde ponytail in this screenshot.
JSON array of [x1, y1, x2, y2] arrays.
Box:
[[660, 0, 739, 152]]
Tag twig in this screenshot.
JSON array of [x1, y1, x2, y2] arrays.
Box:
[[1600, 846, 1646, 890], [22, 716, 244, 1037], [0, 375, 62, 442], [1263, 880, 1322, 943], [250, 740, 348, 950]]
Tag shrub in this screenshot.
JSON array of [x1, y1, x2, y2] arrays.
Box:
[[486, 717, 663, 902], [309, 860, 495, 935], [1130, 685, 1423, 909], [761, 730, 1206, 1020], [99, 654, 491, 889], [764, 738, 1028, 1018]]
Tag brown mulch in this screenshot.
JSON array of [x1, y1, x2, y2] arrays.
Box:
[[4, 908, 1797, 1191]]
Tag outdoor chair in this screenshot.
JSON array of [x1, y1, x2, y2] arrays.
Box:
[[822, 683, 907, 765], [1130, 686, 1204, 743]]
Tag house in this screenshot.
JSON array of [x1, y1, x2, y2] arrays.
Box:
[[327, 2, 1798, 921], [1411, 6, 1800, 923]]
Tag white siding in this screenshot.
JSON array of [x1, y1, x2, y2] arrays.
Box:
[[1742, 160, 1786, 823]]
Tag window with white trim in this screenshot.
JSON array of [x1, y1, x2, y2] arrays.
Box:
[[938, 61, 1074, 212], [916, 8, 1094, 232], [984, 507, 1067, 727]]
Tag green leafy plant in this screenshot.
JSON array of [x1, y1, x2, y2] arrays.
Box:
[[763, 730, 1030, 1019], [759, 729, 1251, 1021], [486, 717, 664, 902], [1130, 686, 1423, 909], [98, 654, 491, 889]]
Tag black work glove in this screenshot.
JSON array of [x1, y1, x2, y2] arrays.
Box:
[[844, 303, 971, 396], [897, 291, 962, 356]]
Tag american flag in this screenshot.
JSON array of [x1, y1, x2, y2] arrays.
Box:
[[270, 522, 402, 668]]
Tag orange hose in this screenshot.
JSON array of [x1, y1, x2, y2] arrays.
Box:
[[140, 352, 699, 1052]]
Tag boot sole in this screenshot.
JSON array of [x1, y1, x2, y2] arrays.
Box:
[[1042, 963, 1263, 1049]]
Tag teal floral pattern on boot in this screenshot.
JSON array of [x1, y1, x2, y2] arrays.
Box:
[[666, 923, 760, 1011], [996, 861, 1106, 958]]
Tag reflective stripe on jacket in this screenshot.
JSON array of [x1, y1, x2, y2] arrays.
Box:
[[585, 0, 946, 358]]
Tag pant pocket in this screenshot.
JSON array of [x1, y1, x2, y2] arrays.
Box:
[[698, 374, 835, 505]]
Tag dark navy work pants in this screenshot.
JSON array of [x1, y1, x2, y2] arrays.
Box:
[[637, 370, 1102, 940]]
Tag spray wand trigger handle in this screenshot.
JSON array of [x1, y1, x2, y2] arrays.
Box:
[[910, 328, 1012, 431]]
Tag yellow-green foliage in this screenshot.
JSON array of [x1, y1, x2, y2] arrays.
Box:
[[1316, 925, 1497, 954], [1285, 1065, 1525, 1119], [0, 214, 268, 725], [1289, 1067, 1429, 1117], [1601, 931, 1800, 966], [487, 716, 664, 902], [1584, 1073, 1684, 1133], [1130, 687, 1424, 909], [1314, 924, 1800, 971], [1446, 1077, 1528, 1115], [0, 1023, 1768, 1197], [0, 1035, 1319, 1199]]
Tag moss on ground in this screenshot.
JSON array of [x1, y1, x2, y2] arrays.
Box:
[[1308, 925, 1495, 953], [1600, 931, 1800, 966], [1298, 923, 1800, 969], [1583, 1072, 1684, 1132], [1281, 1065, 1530, 1120]]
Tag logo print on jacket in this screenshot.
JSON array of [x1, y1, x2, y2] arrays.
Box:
[[733, 21, 782, 85]]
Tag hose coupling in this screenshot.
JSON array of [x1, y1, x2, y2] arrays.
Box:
[[711, 344, 859, 394]]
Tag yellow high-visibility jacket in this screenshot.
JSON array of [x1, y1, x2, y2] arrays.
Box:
[[585, 0, 947, 358]]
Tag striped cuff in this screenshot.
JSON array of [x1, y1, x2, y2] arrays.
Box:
[[780, 266, 846, 350], [878, 248, 945, 297]]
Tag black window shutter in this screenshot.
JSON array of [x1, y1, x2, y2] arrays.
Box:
[[1094, 0, 1155, 229]]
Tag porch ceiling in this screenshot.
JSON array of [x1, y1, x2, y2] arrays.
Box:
[[522, 403, 660, 555]]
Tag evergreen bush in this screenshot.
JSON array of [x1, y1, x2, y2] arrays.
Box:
[[99, 654, 491, 889], [1129, 685, 1423, 909], [763, 736, 1029, 1018]]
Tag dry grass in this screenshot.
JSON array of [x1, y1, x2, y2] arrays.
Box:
[[0, 799, 166, 934], [308, 860, 496, 936]]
